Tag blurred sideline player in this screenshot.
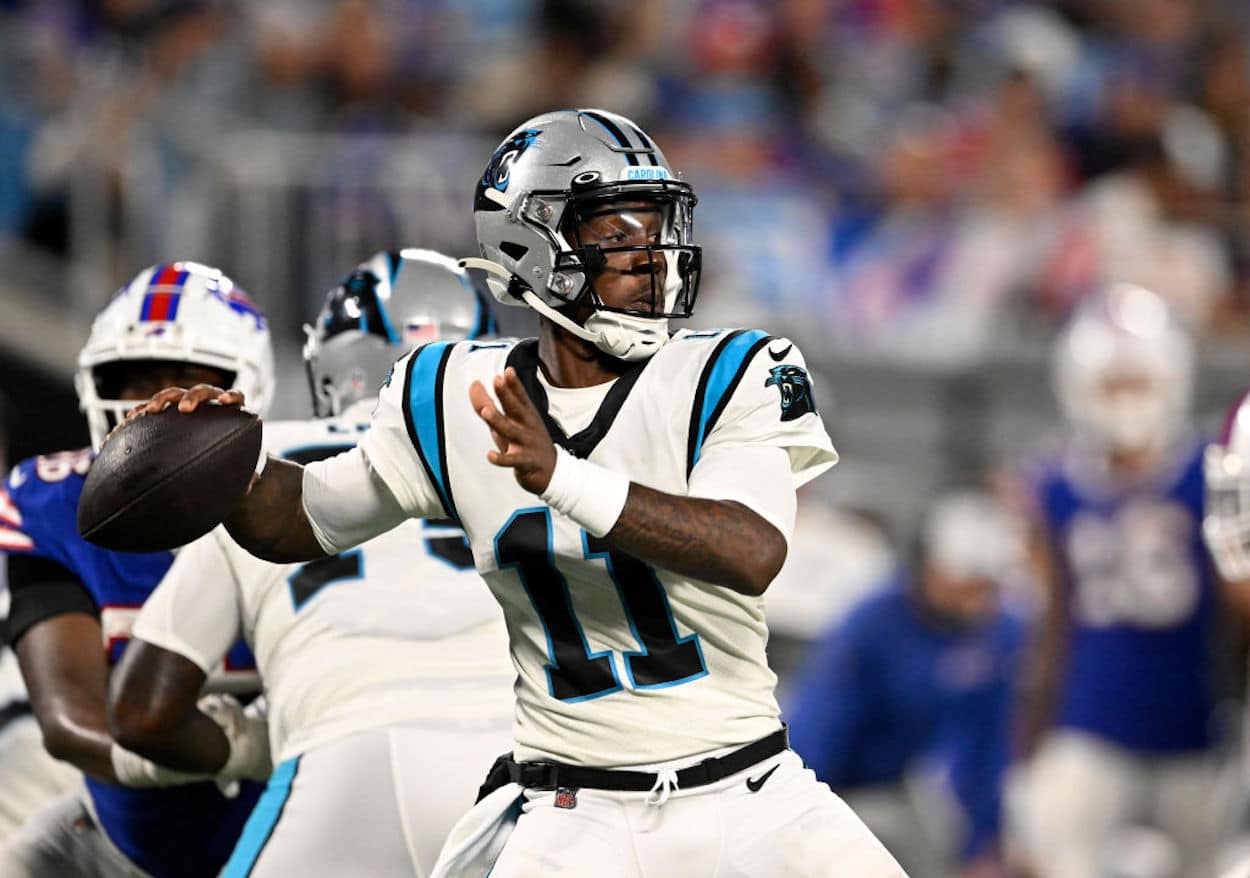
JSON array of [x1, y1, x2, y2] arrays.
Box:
[[0, 263, 274, 878], [108, 250, 516, 877], [787, 492, 1025, 878], [129, 109, 905, 876], [1009, 283, 1234, 878]]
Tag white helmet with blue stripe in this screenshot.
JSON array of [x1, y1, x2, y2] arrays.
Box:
[[75, 261, 275, 450], [465, 108, 702, 362], [304, 248, 497, 417]]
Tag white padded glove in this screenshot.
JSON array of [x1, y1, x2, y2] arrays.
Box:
[[200, 693, 272, 783]]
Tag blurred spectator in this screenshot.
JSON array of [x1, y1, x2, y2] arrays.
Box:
[[1008, 283, 1235, 878], [822, 78, 1066, 366], [786, 490, 1026, 878], [1037, 132, 1233, 329]]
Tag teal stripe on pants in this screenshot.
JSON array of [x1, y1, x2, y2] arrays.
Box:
[[221, 757, 300, 877]]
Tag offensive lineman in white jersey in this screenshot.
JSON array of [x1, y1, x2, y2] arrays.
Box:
[[107, 251, 515, 877], [127, 109, 905, 877]]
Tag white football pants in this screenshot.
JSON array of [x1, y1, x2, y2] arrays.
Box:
[[477, 749, 906, 878], [0, 791, 151, 878], [1015, 730, 1231, 878], [0, 713, 79, 843], [222, 721, 512, 877]]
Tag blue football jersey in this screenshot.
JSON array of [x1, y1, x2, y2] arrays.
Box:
[[786, 580, 1023, 860], [1, 449, 261, 878], [1031, 439, 1218, 752]]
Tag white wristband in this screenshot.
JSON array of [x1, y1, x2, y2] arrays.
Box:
[[539, 447, 630, 538], [255, 448, 268, 478], [110, 743, 207, 788]]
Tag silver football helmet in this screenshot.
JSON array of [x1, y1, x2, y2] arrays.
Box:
[[1051, 283, 1193, 452], [304, 248, 497, 417], [76, 262, 275, 451], [1204, 391, 1250, 581], [464, 108, 702, 362]]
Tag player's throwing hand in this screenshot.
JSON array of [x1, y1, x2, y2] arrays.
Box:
[[469, 367, 556, 495]]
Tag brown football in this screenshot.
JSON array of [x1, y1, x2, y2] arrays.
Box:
[[78, 405, 261, 553]]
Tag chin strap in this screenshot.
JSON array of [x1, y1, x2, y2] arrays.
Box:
[[459, 257, 667, 361]]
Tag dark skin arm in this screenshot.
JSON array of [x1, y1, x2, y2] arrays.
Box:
[[1014, 524, 1069, 758], [15, 613, 121, 782], [108, 639, 230, 773], [470, 368, 786, 596], [125, 385, 327, 564]]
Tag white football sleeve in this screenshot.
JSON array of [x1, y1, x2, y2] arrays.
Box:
[[700, 337, 837, 487], [355, 351, 448, 520], [687, 444, 797, 545], [301, 446, 412, 555], [132, 531, 242, 674]]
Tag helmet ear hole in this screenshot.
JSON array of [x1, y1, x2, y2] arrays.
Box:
[[500, 242, 529, 261]]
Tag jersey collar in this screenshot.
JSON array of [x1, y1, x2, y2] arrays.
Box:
[[505, 339, 650, 459]]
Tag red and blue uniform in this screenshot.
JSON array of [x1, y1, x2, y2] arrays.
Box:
[[1, 449, 261, 878], [1029, 439, 1219, 752]]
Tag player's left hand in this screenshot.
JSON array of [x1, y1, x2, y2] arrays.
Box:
[[470, 368, 556, 495]]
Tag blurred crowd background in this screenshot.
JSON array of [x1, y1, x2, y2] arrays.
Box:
[[2, 0, 1249, 508], [3, 0, 1250, 875]]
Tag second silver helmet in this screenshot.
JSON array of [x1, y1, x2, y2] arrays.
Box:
[[305, 249, 497, 416]]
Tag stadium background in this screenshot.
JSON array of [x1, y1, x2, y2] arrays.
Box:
[[0, 0, 1249, 869]]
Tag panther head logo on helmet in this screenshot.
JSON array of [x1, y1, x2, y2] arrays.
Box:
[[464, 109, 702, 363], [304, 249, 497, 417]]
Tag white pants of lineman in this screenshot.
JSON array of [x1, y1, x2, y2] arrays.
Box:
[[1015, 730, 1231, 878], [0, 790, 151, 878], [222, 722, 512, 877], [458, 749, 906, 878], [0, 712, 78, 843]]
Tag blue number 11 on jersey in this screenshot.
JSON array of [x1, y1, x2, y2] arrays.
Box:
[[495, 508, 708, 702]]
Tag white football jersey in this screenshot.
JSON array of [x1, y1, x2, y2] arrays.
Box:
[[359, 329, 837, 766], [133, 403, 514, 763]]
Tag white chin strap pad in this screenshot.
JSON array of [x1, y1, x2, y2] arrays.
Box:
[[582, 310, 669, 361], [460, 258, 669, 362]]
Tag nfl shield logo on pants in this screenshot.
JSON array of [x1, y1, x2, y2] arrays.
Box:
[[554, 787, 578, 810]]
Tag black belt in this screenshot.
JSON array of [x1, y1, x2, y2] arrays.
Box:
[[502, 727, 788, 794]]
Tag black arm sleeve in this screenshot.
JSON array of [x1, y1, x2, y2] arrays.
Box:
[[4, 554, 98, 645]]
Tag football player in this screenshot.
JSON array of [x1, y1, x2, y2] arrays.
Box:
[[787, 491, 1026, 878], [0, 263, 274, 878], [1011, 283, 1231, 878], [128, 109, 905, 877], [108, 250, 516, 877]]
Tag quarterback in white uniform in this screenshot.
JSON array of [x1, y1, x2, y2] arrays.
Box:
[[108, 251, 515, 877], [128, 110, 905, 877]]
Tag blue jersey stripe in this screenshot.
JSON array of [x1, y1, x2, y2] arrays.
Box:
[[403, 341, 457, 520], [688, 330, 770, 472], [221, 757, 299, 878]]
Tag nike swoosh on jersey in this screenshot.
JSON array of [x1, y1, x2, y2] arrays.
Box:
[[746, 764, 779, 792], [767, 343, 793, 362]]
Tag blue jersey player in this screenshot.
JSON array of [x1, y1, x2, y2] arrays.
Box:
[[787, 492, 1025, 878], [1012, 283, 1232, 878], [0, 262, 275, 878]]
